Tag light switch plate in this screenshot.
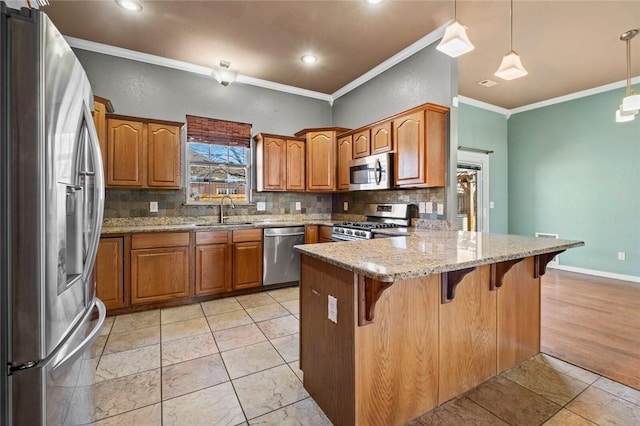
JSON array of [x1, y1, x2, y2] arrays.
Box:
[[343, 202, 348, 211], [437, 203, 444, 215], [490, 201, 495, 209], [418, 202, 426, 214], [149, 201, 158, 213], [295, 202, 301, 211], [328, 295, 338, 323], [256, 201, 266, 211], [425, 202, 433, 214]]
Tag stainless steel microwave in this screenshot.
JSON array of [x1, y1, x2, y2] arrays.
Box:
[[349, 152, 393, 191]]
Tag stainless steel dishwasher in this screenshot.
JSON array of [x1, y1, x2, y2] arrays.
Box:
[[263, 226, 305, 287]]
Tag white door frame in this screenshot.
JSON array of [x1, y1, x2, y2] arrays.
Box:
[[457, 151, 490, 232]]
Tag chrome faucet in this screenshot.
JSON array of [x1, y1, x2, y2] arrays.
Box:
[[219, 195, 235, 224]]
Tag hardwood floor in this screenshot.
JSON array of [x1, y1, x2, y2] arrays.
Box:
[[541, 269, 640, 391]]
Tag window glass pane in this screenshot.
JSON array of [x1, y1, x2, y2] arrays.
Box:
[[210, 145, 229, 164], [188, 143, 212, 164], [189, 165, 211, 202], [229, 146, 247, 165]]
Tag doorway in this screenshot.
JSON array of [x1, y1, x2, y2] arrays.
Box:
[[457, 151, 489, 232]]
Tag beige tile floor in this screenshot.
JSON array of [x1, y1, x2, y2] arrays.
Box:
[[76, 286, 640, 426]]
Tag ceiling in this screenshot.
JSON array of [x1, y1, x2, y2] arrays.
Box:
[[42, 1, 640, 109]]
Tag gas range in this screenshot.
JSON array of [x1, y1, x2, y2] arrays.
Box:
[[331, 204, 412, 241]]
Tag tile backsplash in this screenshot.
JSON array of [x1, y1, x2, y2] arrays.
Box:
[[104, 187, 446, 220], [103, 188, 333, 219]]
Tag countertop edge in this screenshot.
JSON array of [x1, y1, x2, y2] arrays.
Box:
[[296, 239, 584, 282]]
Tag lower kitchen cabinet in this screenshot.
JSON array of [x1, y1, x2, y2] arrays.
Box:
[[195, 231, 232, 296], [130, 232, 190, 304], [305, 225, 319, 244], [232, 229, 263, 290], [319, 225, 333, 243], [95, 236, 127, 309]]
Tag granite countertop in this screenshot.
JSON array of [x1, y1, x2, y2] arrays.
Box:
[[295, 230, 584, 282], [100, 214, 342, 235]]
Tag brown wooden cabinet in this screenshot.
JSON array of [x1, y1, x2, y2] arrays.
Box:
[[319, 225, 334, 243], [394, 104, 447, 188], [92, 96, 114, 171], [147, 123, 181, 188], [304, 225, 319, 244], [352, 129, 371, 159], [232, 229, 263, 289], [286, 139, 306, 191], [255, 133, 305, 192], [130, 232, 190, 304], [95, 236, 127, 310], [106, 114, 183, 189], [295, 127, 349, 192], [195, 231, 232, 296], [371, 120, 392, 154], [337, 135, 353, 191]]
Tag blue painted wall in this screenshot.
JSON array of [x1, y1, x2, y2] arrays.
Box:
[[458, 103, 509, 234], [508, 87, 640, 277]]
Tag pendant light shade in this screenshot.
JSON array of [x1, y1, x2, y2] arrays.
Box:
[[495, 51, 528, 80], [436, 0, 474, 58], [616, 105, 636, 122], [622, 94, 640, 112], [495, 0, 527, 80], [437, 21, 475, 58]]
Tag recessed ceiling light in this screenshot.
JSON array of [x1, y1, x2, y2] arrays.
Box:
[[364, 0, 385, 5], [115, 0, 142, 12], [301, 54, 318, 64]]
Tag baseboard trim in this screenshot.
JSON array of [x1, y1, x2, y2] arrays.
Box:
[[548, 264, 640, 284]]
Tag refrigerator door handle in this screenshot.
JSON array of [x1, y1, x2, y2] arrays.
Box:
[[50, 298, 106, 379], [80, 100, 104, 286]]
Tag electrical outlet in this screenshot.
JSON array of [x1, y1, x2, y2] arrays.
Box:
[[618, 252, 626, 261], [149, 201, 158, 213], [489, 201, 495, 209], [437, 203, 444, 215], [295, 201, 301, 211], [256, 201, 266, 211], [328, 295, 338, 323], [343, 202, 348, 211], [418, 202, 426, 214]]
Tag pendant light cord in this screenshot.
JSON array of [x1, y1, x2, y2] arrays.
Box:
[[510, 0, 513, 51], [626, 37, 632, 96], [454, 0, 457, 21]]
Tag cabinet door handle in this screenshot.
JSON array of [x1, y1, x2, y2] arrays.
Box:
[[311, 289, 320, 296]]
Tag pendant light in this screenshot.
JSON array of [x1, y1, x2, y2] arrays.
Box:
[[494, 0, 528, 80], [620, 29, 640, 113], [436, 0, 474, 58]]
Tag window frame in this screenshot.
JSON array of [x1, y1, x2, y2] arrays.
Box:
[[183, 129, 253, 206]]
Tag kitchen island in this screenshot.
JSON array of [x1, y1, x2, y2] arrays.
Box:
[[295, 230, 583, 426]]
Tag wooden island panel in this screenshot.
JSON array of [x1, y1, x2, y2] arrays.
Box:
[[438, 265, 496, 404], [355, 274, 439, 425], [300, 255, 355, 425], [496, 256, 540, 372]]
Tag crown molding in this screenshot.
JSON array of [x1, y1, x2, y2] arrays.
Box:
[[509, 76, 640, 115], [331, 22, 449, 101], [65, 36, 331, 102], [457, 96, 510, 117]]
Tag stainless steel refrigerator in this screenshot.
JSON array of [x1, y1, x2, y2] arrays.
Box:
[[0, 3, 106, 424]]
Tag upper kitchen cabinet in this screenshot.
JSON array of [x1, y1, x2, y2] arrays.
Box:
[[92, 96, 114, 170], [352, 129, 371, 159], [106, 114, 183, 189], [295, 127, 349, 192], [394, 104, 448, 188], [370, 120, 392, 154], [254, 133, 305, 192], [337, 134, 353, 191]]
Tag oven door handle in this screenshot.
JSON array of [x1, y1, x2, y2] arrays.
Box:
[[374, 159, 383, 185]]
